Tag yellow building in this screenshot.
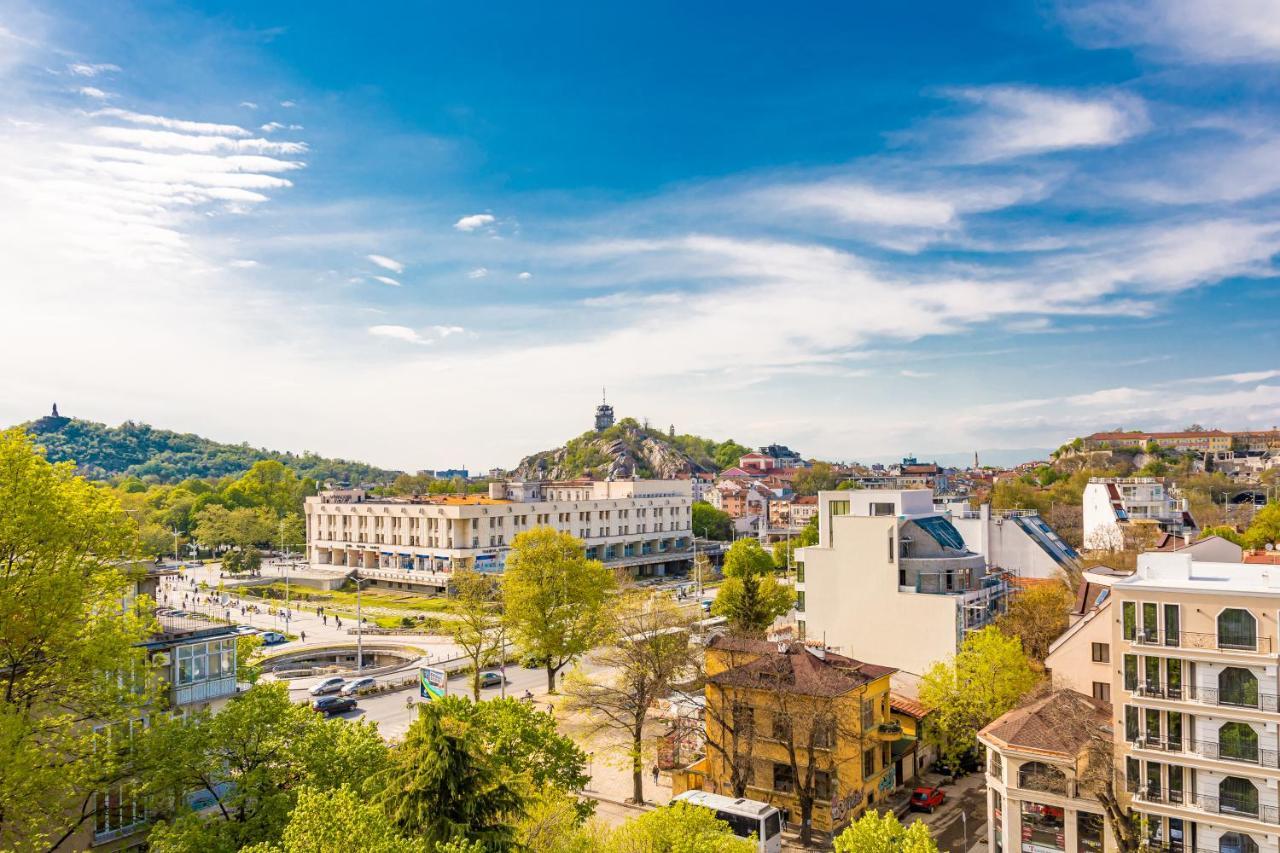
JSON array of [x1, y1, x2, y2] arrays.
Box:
[[673, 636, 898, 840]]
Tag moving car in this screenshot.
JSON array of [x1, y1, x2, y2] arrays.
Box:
[[910, 786, 945, 813], [259, 631, 288, 645], [309, 676, 347, 696], [312, 696, 356, 716], [339, 677, 377, 697], [478, 671, 506, 689]]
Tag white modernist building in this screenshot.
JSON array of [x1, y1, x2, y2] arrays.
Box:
[[796, 489, 1011, 680], [1082, 477, 1194, 552], [939, 498, 1081, 580], [305, 478, 693, 591]]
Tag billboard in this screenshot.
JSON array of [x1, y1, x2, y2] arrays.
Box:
[[420, 667, 447, 701]]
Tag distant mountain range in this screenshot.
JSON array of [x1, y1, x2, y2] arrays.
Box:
[[17, 411, 401, 484]]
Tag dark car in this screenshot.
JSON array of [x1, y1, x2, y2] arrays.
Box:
[[478, 671, 506, 689], [312, 696, 357, 716], [910, 786, 945, 812]]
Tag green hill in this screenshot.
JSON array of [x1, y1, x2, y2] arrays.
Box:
[[17, 411, 400, 484], [513, 418, 748, 480]]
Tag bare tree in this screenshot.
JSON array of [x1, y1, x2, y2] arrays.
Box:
[[562, 593, 700, 804], [449, 568, 504, 700], [699, 635, 764, 799]]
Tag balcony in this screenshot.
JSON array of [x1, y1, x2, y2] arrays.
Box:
[[1135, 787, 1280, 826], [1132, 682, 1280, 714], [1131, 630, 1274, 656], [1133, 737, 1280, 770]]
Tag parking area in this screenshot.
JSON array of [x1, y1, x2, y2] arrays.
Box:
[[905, 772, 988, 852]]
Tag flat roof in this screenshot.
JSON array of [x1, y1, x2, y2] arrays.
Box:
[[1117, 553, 1280, 596]]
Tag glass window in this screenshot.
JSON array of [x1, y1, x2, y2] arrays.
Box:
[[1091, 642, 1109, 662], [1018, 761, 1067, 795], [1078, 812, 1104, 853], [1146, 761, 1162, 798], [1220, 832, 1259, 853], [772, 763, 795, 793], [1219, 667, 1260, 709], [1092, 681, 1110, 702], [1219, 722, 1259, 763], [1168, 764, 1184, 803], [1167, 712, 1182, 751], [1164, 604, 1181, 646], [1218, 609, 1258, 651], [1146, 708, 1161, 744], [863, 748, 876, 779], [1125, 757, 1140, 792], [1145, 657, 1161, 693], [1166, 658, 1182, 698], [1220, 776, 1259, 817], [1019, 801, 1065, 852], [1142, 602, 1159, 642], [1122, 602, 1136, 640], [1124, 706, 1139, 742], [1124, 655, 1138, 691]]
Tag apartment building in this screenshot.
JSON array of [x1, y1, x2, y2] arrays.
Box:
[[1082, 477, 1195, 551], [980, 690, 1113, 853], [796, 490, 1011, 679], [305, 478, 693, 589], [942, 499, 1081, 581], [1114, 552, 1280, 853], [1045, 566, 1129, 702], [1084, 431, 1234, 453]]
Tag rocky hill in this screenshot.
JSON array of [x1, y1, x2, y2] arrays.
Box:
[[16, 409, 401, 484], [513, 418, 748, 480]]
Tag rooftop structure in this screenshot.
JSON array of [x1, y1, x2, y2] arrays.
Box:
[[1082, 476, 1195, 551], [594, 388, 615, 431]]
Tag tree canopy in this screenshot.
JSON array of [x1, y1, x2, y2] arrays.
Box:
[[834, 811, 939, 853], [692, 501, 733, 541], [712, 539, 794, 636]]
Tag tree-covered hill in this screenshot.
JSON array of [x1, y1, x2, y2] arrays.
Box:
[[17, 413, 400, 484], [513, 417, 749, 480]]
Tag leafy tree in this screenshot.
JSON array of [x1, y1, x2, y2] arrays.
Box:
[[792, 462, 840, 496], [140, 683, 388, 853], [996, 581, 1074, 662], [222, 545, 263, 576], [449, 569, 505, 699], [919, 626, 1039, 768], [239, 785, 428, 853], [562, 595, 699, 804], [692, 501, 733, 541], [1199, 525, 1245, 546], [193, 505, 275, 551], [834, 810, 939, 853], [601, 801, 756, 853], [223, 460, 303, 518], [0, 428, 153, 852], [502, 528, 617, 693], [711, 539, 794, 636], [237, 633, 265, 684], [712, 440, 751, 471], [1245, 502, 1280, 549], [377, 700, 526, 850]]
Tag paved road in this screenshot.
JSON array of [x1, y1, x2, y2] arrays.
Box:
[[908, 772, 988, 852]]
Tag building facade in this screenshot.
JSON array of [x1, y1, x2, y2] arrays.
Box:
[[796, 490, 1011, 679], [1082, 477, 1195, 552], [305, 478, 693, 589], [944, 500, 1082, 581]]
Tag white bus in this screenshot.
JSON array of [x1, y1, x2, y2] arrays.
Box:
[[672, 790, 783, 853]]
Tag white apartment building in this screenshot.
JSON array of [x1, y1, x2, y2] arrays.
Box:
[[940, 498, 1082, 580], [795, 489, 1011, 680], [1082, 477, 1195, 552], [305, 478, 693, 590], [1115, 552, 1280, 853]]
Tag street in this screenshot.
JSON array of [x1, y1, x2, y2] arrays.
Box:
[[907, 772, 988, 853]]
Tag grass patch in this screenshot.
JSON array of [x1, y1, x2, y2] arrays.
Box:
[[238, 582, 459, 613]]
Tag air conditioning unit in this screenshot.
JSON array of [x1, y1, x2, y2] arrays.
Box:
[[152, 652, 171, 666]]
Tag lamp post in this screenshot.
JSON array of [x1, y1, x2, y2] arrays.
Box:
[[354, 570, 365, 672]]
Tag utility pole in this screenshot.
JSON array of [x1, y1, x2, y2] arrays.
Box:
[[171, 527, 180, 563], [355, 571, 364, 672]]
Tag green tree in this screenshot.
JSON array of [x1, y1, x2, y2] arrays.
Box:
[[920, 626, 1039, 768], [193, 505, 275, 551], [1245, 502, 1280, 549], [792, 462, 840, 496], [237, 634, 265, 685], [0, 428, 153, 852], [711, 539, 794, 636], [222, 545, 263, 577], [502, 528, 617, 693], [377, 701, 526, 850], [712, 440, 751, 471], [562, 595, 699, 804], [1199, 525, 1245, 546], [996, 581, 1074, 663], [449, 569, 505, 700], [140, 682, 388, 853], [223, 460, 303, 519], [834, 810, 939, 853], [691, 501, 733, 541], [602, 801, 756, 853], [239, 786, 428, 853]]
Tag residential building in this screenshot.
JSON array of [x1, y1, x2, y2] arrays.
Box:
[[1084, 431, 1233, 453], [1112, 552, 1280, 853], [672, 636, 899, 840], [1046, 567, 1127, 701], [795, 490, 1011, 680], [979, 690, 1113, 853], [1150, 533, 1244, 563], [888, 694, 937, 785], [305, 478, 693, 590], [1082, 477, 1195, 551], [942, 499, 1082, 580]]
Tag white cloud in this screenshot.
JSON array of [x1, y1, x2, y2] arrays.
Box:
[[239, 101, 258, 109], [78, 86, 109, 99], [1062, 0, 1280, 63], [229, 259, 259, 268], [68, 62, 120, 77], [372, 275, 401, 287], [366, 254, 404, 274], [517, 271, 532, 280], [89, 125, 306, 155], [467, 267, 489, 279], [431, 325, 465, 337], [945, 85, 1149, 160], [369, 325, 426, 344], [454, 213, 495, 232], [280, 100, 296, 108], [260, 121, 284, 132], [899, 370, 936, 379], [94, 107, 252, 138], [582, 291, 683, 308]]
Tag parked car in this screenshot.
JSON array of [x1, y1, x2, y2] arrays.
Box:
[[309, 676, 347, 696], [312, 696, 357, 716], [909, 786, 945, 813], [478, 671, 506, 689], [259, 631, 288, 645], [231, 625, 260, 636], [339, 677, 377, 697]]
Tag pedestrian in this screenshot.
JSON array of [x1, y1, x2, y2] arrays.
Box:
[[300, 631, 307, 643], [547, 703, 555, 716], [652, 765, 659, 785]]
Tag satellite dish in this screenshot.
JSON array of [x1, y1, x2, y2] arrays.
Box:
[[1267, 543, 1276, 551]]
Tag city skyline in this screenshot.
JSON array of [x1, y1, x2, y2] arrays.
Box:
[[2, 1, 1279, 470]]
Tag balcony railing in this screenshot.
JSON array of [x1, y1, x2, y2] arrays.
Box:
[[1132, 682, 1280, 713], [1135, 788, 1280, 825], [1131, 630, 1273, 655], [1133, 737, 1280, 769]]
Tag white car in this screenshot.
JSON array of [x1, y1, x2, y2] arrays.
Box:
[[339, 677, 377, 697], [309, 676, 347, 696]]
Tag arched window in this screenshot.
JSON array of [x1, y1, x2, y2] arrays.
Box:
[[1219, 776, 1259, 817], [1018, 761, 1067, 795], [1219, 609, 1258, 651], [1219, 722, 1259, 763], [1219, 667, 1260, 709], [1221, 833, 1259, 853]]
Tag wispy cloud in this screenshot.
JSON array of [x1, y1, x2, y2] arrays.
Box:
[[78, 86, 109, 99], [1062, 0, 1280, 63], [467, 267, 489, 279], [517, 271, 532, 280], [369, 324, 427, 344], [367, 254, 404, 274], [454, 213, 495, 232], [68, 62, 120, 77], [372, 275, 401, 287], [93, 107, 252, 138]]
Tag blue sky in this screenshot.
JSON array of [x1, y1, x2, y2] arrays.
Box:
[[1, 0, 1279, 470]]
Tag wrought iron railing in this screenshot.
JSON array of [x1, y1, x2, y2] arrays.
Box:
[[1131, 630, 1273, 655], [1133, 737, 1280, 769]]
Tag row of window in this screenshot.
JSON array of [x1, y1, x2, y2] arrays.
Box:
[[175, 638, 236, 686], [1121, 600, 1259, 650]]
